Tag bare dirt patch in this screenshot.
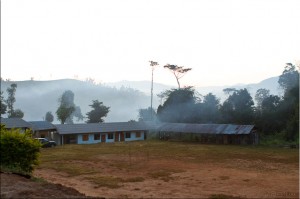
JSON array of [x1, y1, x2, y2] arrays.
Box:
[[34, 157, 299, 198], [0, 172, 89, 198], [8, 141, 295, 199]]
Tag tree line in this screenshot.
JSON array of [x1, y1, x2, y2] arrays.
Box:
[[47, 90, 110, 124], [1, 87, 110, 124], [1, 63, 298, 142], [139, 63, 299, 142]]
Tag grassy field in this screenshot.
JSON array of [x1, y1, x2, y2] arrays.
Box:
[[35, 140, 299, 198], [38, 140, 299, 166]]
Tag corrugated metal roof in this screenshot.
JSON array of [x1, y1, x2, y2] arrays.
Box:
[[55, 121, 154, 135], [55, 122, 254, 135], [29, 121, 57, 131], [156, 123, 255, 135], [1, 118, 31, 129]]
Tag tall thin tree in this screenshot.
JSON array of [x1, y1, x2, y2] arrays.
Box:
[[164, 64, 191, 89], [149, 60, 159, 120]]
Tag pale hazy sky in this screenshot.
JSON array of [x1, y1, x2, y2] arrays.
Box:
[[1, 0, 299, 87]]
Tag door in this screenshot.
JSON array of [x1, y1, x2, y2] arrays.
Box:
[[101, 134, 106, 143], [115, 132, 119, 142], [120, 132, 125, 141]]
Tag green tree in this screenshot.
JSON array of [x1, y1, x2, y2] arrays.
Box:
[[0, 91, 7, 115], [157, 87, 198, 123], [279, 84, 299, 141], [6, 83, 24, 118], [45, 111, 54, 122], [56, 106, 75, 124], [86, 100, 110, 123], [138, 107, 156, 121], [220, 88, 254, 124], [56, 90, 83, 124], [255, 88, 270, 111], [56, 90, 77, 124], [256, 95, 281, 134], [277, 63, 299, 141], [6, 83, 17, 117], [11, 109, 24, 118], [278, 63, 299, 92], [163, 64, 192, 88], [201, 93, 220, 123]]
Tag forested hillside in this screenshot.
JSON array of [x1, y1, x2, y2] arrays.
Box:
[[0, 79, 154, 123], [1, 76, 279, 123]]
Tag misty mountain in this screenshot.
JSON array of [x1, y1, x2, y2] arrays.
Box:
[[107, 76, 281, 101], [0, 76, 280, 123], [0, 79, 156, 123]]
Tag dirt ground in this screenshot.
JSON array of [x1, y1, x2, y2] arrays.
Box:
[[32, 157, 299, 199], [0, 172, 89, 198]]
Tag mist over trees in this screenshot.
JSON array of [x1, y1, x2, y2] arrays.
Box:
[[0, 79, 152, 123], [157, 87, 198, 123], [220, 88, 255, 124], [156, 63, 299, 142], [0, 91, 7, 114], [0, 62, 297, 142], [138, 107, 156, 121], [45, 111, 54, 122], [86, 100, 110, 123], [2, 83, 24, 118], [56, 90, 83, 124]]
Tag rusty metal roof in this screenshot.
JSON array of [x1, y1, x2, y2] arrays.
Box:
[[156, 123, 255, 135]]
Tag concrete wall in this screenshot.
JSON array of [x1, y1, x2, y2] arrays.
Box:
[[76, 131, 145, 144], [124, 131, 145, 141]]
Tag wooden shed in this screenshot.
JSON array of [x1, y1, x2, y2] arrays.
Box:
[[156, 123, 258, 145]]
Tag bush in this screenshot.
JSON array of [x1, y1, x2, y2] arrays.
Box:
[[0, 125, 42, 175], [259, 132, 299, 147]]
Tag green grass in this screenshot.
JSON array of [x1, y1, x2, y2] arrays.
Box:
[[39, 140, 299, 167]]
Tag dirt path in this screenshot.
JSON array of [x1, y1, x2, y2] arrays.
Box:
[[34, 159, 299, 198], [0, 172, 89, 198]]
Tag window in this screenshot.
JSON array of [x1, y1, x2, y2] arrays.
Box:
[[82, 134, 89, 141], [94, 133, 100, 140], [136, 132, 141, 138], [108, 133, 114, 139], [125, 132, 131, 138]]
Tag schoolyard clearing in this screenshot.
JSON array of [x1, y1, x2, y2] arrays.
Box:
[[34, 141, 299, 198]]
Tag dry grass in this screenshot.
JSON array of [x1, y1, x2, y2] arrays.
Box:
[[37, 140, 299, 190], [38, 140, 299, 171]]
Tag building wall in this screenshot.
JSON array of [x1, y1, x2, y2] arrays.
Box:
[[34, 130, 56, 141], [76, 131, 145, 144], [158, 131, 257, 145], [124, 131, 145, 141]]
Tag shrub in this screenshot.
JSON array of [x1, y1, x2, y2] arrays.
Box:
[[0, 125, 42, 175]]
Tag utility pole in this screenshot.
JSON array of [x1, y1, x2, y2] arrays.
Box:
[[149, 61, 159, 121]]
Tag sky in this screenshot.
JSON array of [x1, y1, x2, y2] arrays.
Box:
[[1, 0, 300, 87]]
